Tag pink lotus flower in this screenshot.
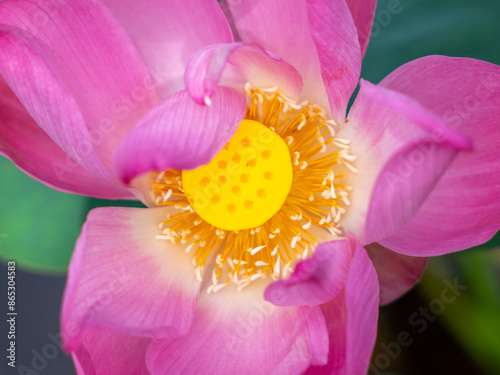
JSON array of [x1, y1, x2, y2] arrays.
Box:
[[1, 0, 499, 374]]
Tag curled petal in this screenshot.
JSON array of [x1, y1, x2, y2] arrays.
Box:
[[100, 0, 233, 97], [113, 87, 246, 184], [185, 42, 303, 104], [146, 283, 328, 375], [224, 0, 322, 103], [340, 79, 471, 245], [376, 56, 500, 255], [265, 236, 352, 306], [359, 80, 471, 149], [305, 238, 379, 375], [226, 0, 361, 116], [62, 207, 202, 352]]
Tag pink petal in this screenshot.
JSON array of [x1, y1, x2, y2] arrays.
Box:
[[305, 238, 379, 375], [340, 79, 472, 245], [70, 328, 150, 375], [113, 87, 246, 184], [344, 0, 378, 56], [374, 56, 500, 255], [224, 0, 323, 105], [100, 0, 233, 98], [185, 43, 303, 104], [272, 313, 329, 374], [265, 236, 352, 306], [225, 0, 361, 118], [365, 243, 427, 305], [0, 77, 130, 199], [62, 207, 201, 352], [0, 0, 156, 177], [145, 284, 328, 374], [359, 80, 472, 149], [307, 0, 362, 124]]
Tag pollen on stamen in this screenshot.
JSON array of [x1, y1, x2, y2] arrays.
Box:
[[249, 245, 266, 256], [150, 84, 356, 292], [255, 261, 268, 267], [271, 246, 279, 256], [302, 246, 309, 260], [273, 258, 281, 277], [302, 219, 312, 230]]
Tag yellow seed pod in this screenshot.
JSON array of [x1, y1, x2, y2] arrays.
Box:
[[182, 120, 293, 231]]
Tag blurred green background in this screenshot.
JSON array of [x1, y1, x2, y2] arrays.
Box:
[[1, 0, 499, 374]]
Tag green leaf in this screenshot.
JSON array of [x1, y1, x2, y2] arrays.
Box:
[[0, 157, 88, 273], [419, 249, 500, 374], [362, 0, 500, 83]]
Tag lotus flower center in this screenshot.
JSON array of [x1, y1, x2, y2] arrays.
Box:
[[182, 120, 293, 231], [151, 86, 357, 292]]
